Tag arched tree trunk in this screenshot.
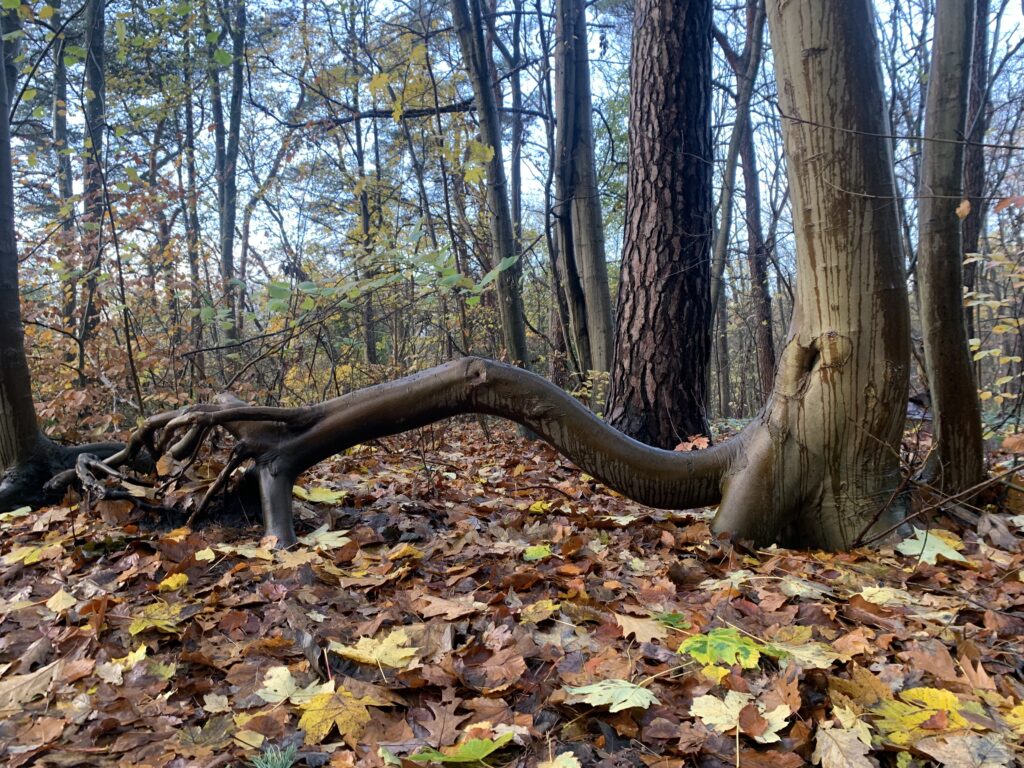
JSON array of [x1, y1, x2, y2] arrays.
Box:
[[605, 0, 714, 448], [97, 0, 910, 554]]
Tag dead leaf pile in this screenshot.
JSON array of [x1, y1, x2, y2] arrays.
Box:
[[1, 420, 1024, 766]]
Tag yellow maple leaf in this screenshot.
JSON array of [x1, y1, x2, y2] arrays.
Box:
[[871, 687, 985, 746], [298, 688, 387, 745], [256, 666, 333, 705], [129, 602, 185, 635], [328, 628, 419, 669], [1005, 702, 1024, 735], [112, 643, 148, 669]]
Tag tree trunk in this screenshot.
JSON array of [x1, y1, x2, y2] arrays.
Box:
[[553, 0, 613, 377], [182, 40, 205, 381], [450, 0, 530, 368], [918, 0, 985, 494], [962, 0, 989, 344], [78, 0, 106, 374], [712, 0, 911, 547], [0, 33, 120, 509], [741, 121, 776, 403], [51, 0, 77, 333], [605, 0, 714, 448]]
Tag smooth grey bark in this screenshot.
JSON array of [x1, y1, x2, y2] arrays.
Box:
[[450, 0, 530, 367], [553, 0, 613, 376], [918, 0, 985, 493]]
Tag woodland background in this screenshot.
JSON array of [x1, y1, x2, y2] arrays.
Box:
[[3, 1, 1024, 767]]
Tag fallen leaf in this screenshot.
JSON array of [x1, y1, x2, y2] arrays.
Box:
[[129, 601, 186, 635], [45, 589, 76, 613], [256, 666, 333, 705], [329, 628, 419, 669], [158, 573, 188, 592], [292, 485, 347, 503], [0, 660, 61, 713], [298, 687, 389, 745], [813, 723, 876, 768], [409, 732, 515, 763], [690, 691, 789, 744], [916, 731, 1013, 767], [563, 679, 660, 713], [615, 613, 669, 644], [896, 528, 967, 565]]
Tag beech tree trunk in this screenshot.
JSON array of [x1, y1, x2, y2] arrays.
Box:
[[918, 0, 984, 494], [605, 0, 714, 448], [553, 0, 613, 377]]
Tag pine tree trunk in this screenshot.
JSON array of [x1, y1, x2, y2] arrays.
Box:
[[605, 0, 714, 448]]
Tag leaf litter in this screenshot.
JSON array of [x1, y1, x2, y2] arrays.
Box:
[[0, 420, 1023, 766]]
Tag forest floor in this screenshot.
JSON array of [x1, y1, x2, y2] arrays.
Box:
[[1, 420, 1024, 768]]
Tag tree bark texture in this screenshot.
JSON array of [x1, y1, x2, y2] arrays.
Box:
[[78, 0, 105, 357], [918, 0, 985, 493], [451, 0, 530, 367], [712, 0, 911, 548], [554, 0, 613, 376], [605, 0, 714, 448]]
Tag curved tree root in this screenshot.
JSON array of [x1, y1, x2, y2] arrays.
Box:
[[0, 437, 126, 511]]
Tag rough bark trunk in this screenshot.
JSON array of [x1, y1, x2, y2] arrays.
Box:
[[450, 0, 530, 367], [221, 0, 245, 341], [553, 0, 613, 376], [51, 0, 77, 332], [918, 0, 985, 493], [605, 0, 714, 448]]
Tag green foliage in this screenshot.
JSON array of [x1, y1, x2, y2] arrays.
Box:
[[249, 744, 299, 768]]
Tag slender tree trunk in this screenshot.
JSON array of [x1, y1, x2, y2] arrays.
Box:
[[51, 0, 77, 331], [709, 0, 765, 319], [740, 122, 776, 402], [182, 47, 205, 380], [715, 292, 732, 418], [918, 0, 984, 493], [962, 0, 989, 344], [554, 0, 613, 376], [605, 0, 714, 448], [78, 0, 106, 374], [221, 0, 245, 340], [450, 0, 530, 367]]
